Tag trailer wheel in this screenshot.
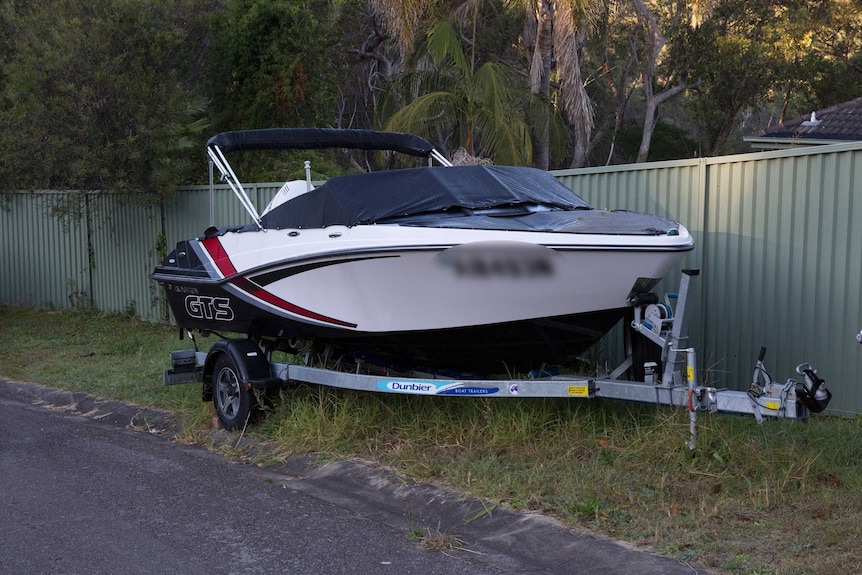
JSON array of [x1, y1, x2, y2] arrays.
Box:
[[212, 354, 256, 430]]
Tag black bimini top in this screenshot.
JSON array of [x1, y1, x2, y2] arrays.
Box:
[[207, 128, 435, 157], [259, 164, 682, 236]]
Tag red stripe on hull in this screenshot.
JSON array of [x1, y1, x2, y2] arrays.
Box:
[[201, 237, 357, 328]]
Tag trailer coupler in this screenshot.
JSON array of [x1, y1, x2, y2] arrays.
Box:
[[794, 363, 831, 414]]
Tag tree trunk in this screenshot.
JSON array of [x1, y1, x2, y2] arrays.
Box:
[[637, 81, 698, 163], [631, 0, 697, 163], [602, 47, 636, 165], [530, 0, 553, 170], [637, 99, 658, 163], [564, 26, 592, 169]]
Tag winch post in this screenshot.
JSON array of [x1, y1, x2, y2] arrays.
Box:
[[624, 269, 699, 387], [662, 270, 698, 388]]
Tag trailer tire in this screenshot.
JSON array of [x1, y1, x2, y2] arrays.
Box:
[[212, 353, 257, 430]]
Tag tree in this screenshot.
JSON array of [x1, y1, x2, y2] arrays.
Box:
[[589, 0, 638, 165], [0, 0, 211, 199], [377, 18, 563, 165], [517, 0, 597, 168], [208, 0, 346, 132], [367, 0, 437, 65], [204, 0, 357, 179], [685, 0, 791, 154], [631, 0, 701, 162], [368, 0, 582, 168], [769, 0, 862, 117]]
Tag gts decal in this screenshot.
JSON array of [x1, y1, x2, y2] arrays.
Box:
[[184, 295, 234, 321]]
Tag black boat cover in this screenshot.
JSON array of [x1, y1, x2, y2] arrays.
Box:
[[260, 165, 583, 227], [383, 208, 681, 235], [207, 128, 434, 157], [257, 164, 681, 235]]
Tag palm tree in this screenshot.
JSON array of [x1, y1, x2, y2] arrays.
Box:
[[521, 0, 596, 168], [369, 0, 584, 167], [377, 18, 562, 166]]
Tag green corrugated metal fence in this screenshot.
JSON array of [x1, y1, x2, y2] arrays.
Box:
[[0, 184, 281, 321], [2, 143, 861, 414], [554, 142, 862, 416], [1, 192, 91, 311]]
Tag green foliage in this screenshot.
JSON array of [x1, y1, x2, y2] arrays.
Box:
[[575, 0, 862, 162], [377, 18, 567, 166], [679, 0, 862, 155], [615, 121, 699, 163], [209, 0, 344, 131], [0, 0, 212, 199], [220, 148, 353, 184], [2, 0, 861, 195], [682, 0, 783, 153], [205, 0, 355, 180]]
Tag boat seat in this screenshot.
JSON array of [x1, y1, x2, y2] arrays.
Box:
[[261, 180, 315, 215]]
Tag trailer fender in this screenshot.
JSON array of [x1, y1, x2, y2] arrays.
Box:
[[202, 339, 282, 400]]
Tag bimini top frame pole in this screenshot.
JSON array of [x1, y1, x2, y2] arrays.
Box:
[[429, 149, 452, 166], [207, 143, 264, 229], [203, 128, 453, 230], [208, 158, 215, 228]]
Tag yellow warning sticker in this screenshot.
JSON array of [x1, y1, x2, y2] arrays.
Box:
[[764, 400, 780, 411], [686, 365, 694, 382], [568, 385, 590, 397]]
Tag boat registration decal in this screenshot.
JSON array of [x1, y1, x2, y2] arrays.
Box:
[[378, 380, 499, 396], [436, 242, 556, 280]]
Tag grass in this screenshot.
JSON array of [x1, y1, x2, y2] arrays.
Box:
[[2, 304, 862, 574]]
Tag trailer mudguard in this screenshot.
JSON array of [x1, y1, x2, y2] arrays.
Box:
[[203, 339, 282, 391]]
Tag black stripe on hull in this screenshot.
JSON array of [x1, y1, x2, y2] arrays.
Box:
[[161, 281, 624, 374]]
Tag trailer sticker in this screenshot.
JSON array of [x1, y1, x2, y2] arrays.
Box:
[[383, 381, 435, 393], [438, 386, 500, 396], [378, 380, 499, 396], [764, 400, 781, 411], [568, 385, 591, 397]]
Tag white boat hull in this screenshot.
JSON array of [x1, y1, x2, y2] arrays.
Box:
[[155, 223, 692, 372]]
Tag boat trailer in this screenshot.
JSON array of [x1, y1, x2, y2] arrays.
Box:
[[163, 269, 832, 448]]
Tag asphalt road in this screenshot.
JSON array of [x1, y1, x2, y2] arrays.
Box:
[[0, 380, 707, 574]]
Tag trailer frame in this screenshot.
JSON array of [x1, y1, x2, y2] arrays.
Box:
[[163, 269, 830, 447]]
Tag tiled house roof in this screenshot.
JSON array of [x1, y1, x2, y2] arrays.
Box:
[[745, 97, 862, 150]]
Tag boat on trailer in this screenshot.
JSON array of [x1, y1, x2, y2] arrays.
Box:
[[152, 128, 694, 375], [155, 129, 834, 433]]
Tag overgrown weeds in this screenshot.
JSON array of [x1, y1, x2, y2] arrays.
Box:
[[1, 305, 861, 574]]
